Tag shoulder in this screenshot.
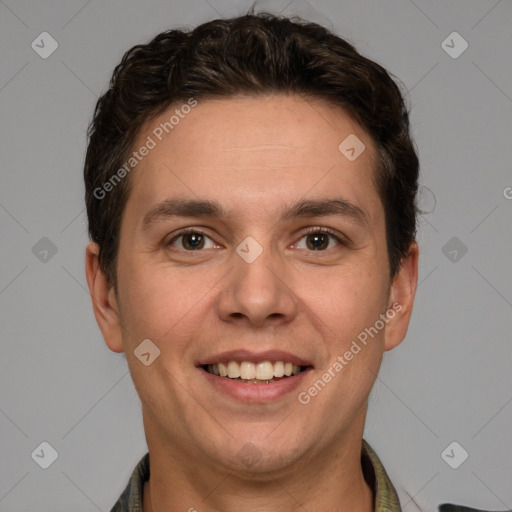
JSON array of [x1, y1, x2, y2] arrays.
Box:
[[439, 506, 512, 512], [109, 452, 150, 512], [362, 440, 510, 512]]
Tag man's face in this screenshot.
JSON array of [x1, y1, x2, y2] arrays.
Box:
[[88, 94, 416, 474]]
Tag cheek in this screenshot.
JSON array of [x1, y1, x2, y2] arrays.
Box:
[[117, 260, 217, 348], [310, 272, 387, 405], [304, 261, 388, 338]]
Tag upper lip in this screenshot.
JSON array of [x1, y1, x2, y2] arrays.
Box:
[[197, 349, 313, 367]]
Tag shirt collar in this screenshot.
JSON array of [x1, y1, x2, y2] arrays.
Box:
[[110, 439, 401, 512], [362, 439, 402, 511]]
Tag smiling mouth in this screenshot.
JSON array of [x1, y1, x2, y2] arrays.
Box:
[[201, 360, 310, 384]]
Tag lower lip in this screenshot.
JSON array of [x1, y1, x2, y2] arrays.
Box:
[[200, 367, 311, 403]]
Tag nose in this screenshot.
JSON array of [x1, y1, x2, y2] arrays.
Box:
[[216, 238, 299, 328]]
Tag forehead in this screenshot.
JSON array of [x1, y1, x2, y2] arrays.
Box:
[[126, 94, 382, 225]]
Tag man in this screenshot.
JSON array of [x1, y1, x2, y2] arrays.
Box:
[[83, 12, 505, 512]]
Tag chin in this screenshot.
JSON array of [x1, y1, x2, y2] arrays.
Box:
[[203, 430, 311, 478]]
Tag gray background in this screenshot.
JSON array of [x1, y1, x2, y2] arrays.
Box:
[[1, 0, 511, 510]]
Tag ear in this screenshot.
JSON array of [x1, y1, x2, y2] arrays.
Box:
[[384, 241, 419, 351], [85, 242, 124, 353]]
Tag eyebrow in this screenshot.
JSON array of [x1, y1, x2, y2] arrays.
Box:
[[142, 197, 368, 229]]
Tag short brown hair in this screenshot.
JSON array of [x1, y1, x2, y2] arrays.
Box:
[[84, 12, 419, 287]]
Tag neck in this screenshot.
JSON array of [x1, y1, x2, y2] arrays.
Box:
[[142, 423, 374, 512]]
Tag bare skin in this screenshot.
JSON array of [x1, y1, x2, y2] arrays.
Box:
[[86, 94, 418, 511]]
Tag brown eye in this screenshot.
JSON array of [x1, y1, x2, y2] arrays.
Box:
[[168, 230, 216, 250], [181, 232, 205, 250], [306, 232, 330, 250], [294, 228, 345, 251]]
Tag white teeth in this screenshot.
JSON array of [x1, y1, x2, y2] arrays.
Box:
[[256, 361, 274, 380], [227, 361, 240, 378], [240, 362, 256, 380], [207, 360, 306, 381], [273, 361, 285, 378]]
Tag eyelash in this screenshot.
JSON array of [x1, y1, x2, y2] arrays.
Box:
[[166, 227, 348, 251]]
